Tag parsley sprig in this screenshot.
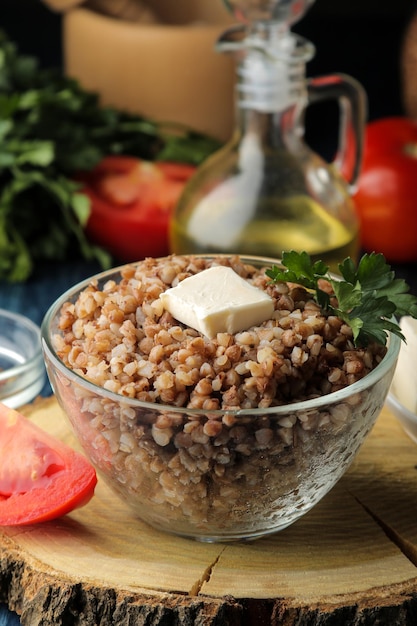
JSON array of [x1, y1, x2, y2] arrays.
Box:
[[266, 250, 417, 347]]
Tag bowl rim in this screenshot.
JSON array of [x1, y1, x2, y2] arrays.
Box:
[[0, 307, 44, 382], [41, 256, 402, 417]]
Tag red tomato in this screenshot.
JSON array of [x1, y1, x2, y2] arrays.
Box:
[[0, 403, 97, 525], [353, 117, 417, 262], [78, 157, 196, 261]]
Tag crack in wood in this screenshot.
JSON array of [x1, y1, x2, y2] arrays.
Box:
[[349, 491, 417, 568], [189, 547, 226, 597]]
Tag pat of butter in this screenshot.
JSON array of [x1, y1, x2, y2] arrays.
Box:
[[159, 266, 274, 339]]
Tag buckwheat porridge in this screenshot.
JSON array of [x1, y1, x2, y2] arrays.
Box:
[[50, 255, 389, 539]]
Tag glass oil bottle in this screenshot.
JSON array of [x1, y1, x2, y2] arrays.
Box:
[[170, 0, 366, 271]]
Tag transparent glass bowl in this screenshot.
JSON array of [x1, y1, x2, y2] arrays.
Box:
[[41, 258, 401, 542], [0, 308, 46, 408]]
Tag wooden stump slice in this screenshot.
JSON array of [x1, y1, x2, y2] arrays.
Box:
[[1, 396, 417, 625]]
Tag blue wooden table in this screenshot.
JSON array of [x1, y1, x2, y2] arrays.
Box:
[[0, 607, 20, 626]]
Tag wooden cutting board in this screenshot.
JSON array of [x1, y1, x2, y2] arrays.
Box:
[[1, 396, 417, 625]]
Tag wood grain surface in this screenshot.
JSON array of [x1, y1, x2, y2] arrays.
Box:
[[1, 396, 417, 625]]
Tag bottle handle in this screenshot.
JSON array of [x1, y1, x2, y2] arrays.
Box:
[[307, 73, 367, 191]]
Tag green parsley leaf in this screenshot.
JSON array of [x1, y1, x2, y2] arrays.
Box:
[[266, 250, 417, 347]]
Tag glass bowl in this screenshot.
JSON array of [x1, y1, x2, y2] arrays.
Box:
[[41, 256, 401, 542], [0, 308, 46, 408]]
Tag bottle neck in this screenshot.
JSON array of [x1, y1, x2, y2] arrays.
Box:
[[235, 30, 313, 113], [228, 29, 312, 152], [238, 106, 304, 148]]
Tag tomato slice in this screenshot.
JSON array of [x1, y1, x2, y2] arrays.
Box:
[[78, 157, 196, 262], [0, 403, 97, 525]]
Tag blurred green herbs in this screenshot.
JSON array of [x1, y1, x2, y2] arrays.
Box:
[[0, 31, 220, 282]]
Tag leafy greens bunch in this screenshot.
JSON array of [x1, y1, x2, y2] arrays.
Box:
[[0, 31, 220, 282], [266, 250, 417, 348]]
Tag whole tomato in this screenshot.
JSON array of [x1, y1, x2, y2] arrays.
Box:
[[353, 117, 417, 262], [78, 156, 196, 262]]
